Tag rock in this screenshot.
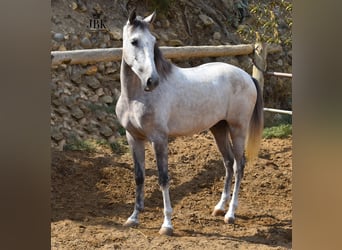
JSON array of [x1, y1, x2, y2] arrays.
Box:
[[58, 44, 67, 51], [80, 37, 92, 49], [103, 34, 111, 43], [84, 76, 101, 89], [89, 95, 99, 102], [53, 33, 65, 42], [57, 139, 66, 151], [213, 32, 221, 40], [70, 65, 84, 84], [101, 95, 113, 104], [277, 59, 283, 66], [109, 27, 122, 40], [70, 34, 80, 46], [100, 125, 113, 137], [105, 68, 116, 74], [163, 19, 170, 28], [71, 2, 78, 10], [199, 14, 215, 26], [71, 107, 84, 120], [85, 65, 98, 75], [56, 107, 69, 116], [168, 39, 184, 46], [96, 88, 104, 96], [98, 62, 105, 72], [159, 32, 168, 41], [105, 62, 113, 68], [51, 127, 64, 141], [95, 110, 107, 121]]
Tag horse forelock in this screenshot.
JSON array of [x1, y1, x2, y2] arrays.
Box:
[[129, 16, 148, 30], [154, 44, 173, 79]]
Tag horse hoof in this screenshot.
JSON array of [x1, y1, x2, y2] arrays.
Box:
[[159, 227, 173, 236], [123, 219, 138, 228], [224, 217, 235, 224], [212, 209, 225, 216]]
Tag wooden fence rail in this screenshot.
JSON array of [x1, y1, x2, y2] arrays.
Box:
[[51, 44, 255, 66], [266, 72, 292, 78]]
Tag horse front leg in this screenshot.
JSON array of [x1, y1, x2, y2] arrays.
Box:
[[124, 132, 145, 227], [152, 137, 173, 236]]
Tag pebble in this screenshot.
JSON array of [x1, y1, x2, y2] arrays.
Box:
[[213, 32, 221, 40], [53, 33, 65, 42], [100, 125, 113, 137], [80, 37, 92, 49], [71, 107, 84, 120], [84, 76, 101, 89], [101, 95, 113, 104], [85, 65, 98, 75]]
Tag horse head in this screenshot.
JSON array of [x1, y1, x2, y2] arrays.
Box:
[[122, 10, 159, 92]]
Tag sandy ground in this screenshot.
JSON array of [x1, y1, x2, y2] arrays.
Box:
[[51, 133, 292, 249]]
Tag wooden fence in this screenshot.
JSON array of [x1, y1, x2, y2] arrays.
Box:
[[51, 43, 291, 115]]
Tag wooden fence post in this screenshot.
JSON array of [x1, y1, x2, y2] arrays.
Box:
[[252, 41, 268, 92]]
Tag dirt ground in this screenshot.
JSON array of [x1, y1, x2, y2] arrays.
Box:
[[51, 133, 292, 249]]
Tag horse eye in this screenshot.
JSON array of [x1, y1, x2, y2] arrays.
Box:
[[131, 39, 138, 46]]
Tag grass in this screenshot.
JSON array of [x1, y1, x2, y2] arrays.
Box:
[[263, 124, 292, 139], [63, 137, 107, 151], [109, 138, 129, 155]]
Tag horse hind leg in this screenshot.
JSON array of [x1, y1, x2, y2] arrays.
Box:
[[209, 121, 235, 217], [224, 124, 247, 224]]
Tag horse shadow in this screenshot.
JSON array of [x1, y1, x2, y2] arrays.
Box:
[[178, 216, 292, 248], [51, 150, 224, 225], [144, 158, 225, 209], [51, 150, 133, 226]]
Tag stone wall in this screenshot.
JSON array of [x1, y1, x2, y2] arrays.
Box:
[[51, 26, 126, 150]]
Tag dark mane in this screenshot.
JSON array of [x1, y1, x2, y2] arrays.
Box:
[[154, 43, 173, 79]]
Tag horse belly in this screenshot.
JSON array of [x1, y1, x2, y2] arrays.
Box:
[[167, 98, 228, 136]]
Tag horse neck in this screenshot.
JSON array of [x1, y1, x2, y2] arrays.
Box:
[[120, 59, 141, 99]]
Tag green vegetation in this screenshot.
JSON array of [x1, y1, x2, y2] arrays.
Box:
[[263, 124, 292, 139], [110, 138, 129, 155], [87, 103, 116, 114], [64, 136, 108, 152], [146, 0, 171, 13], [237, 0, 292, 48]]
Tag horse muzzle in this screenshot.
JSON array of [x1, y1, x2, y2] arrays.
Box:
[[144, 76, 159, 92]]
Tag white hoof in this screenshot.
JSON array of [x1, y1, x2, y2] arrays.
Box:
[[212, 209, 225, 216], [123, 219, 139, 227], [159, 227, 173, 236], [224, 216, 235, 224]]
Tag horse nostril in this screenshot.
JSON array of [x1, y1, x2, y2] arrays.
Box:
[[145, 77, 159, 91], [147, 77, 153, 87]]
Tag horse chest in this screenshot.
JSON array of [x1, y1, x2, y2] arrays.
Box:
[[116, 98, 156, 137]]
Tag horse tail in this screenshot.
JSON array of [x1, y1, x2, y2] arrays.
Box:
[[246, 77, 264, 163]]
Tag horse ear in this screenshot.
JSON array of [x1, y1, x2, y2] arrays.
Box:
[[144, 11, 156, 24], [128, 8, 137, 24]]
